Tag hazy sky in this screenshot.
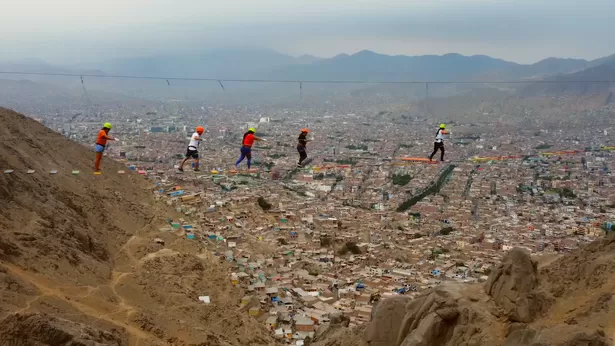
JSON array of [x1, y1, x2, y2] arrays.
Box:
[[2, 0, 614, 65]]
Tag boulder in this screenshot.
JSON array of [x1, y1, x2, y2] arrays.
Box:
[[484, 247, 551, 322], [367, 283, 505, 346], [365, 295, 411, 346], [329, 312, 350, 327]]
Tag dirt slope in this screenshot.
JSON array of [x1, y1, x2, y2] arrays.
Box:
[[0, 107, 158, 287], [0, 107, 277, 346]]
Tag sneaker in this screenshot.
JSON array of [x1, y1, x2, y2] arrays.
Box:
[[297, 163, 303, 167], [194, 168, 201, 172]]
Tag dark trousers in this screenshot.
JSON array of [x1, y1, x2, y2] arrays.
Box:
[[235, 146, 252, 168], [430, 142, 445, 161], [297, 146, 307, 164]]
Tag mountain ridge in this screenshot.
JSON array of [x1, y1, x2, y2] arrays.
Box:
[[4, 49, 615, 83]]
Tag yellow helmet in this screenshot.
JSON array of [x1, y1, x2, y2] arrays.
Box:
[[439, 124, 446, 129], [103, 122, 112, 129], [248, 127, 256, 132]]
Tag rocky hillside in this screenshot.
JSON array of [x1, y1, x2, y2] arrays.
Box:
[[0, 107, 278, 346], [312, 238, 615, 346]]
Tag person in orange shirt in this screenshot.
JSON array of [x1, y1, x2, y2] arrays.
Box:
[[235, 127, 265, 169], [94, 122, 117, 171]]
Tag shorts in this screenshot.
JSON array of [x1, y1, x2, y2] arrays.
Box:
[[186, 148, 199, 159], [95, 144, 105, 153]]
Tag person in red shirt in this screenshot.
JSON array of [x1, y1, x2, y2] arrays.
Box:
[[235, 127, 265, 169], [94, 122, 117, 172]]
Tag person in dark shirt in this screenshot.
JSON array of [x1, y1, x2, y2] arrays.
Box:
[[297, 128, 311, 167]]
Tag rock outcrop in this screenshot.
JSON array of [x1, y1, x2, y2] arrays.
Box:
[[365, 283, 505, 346], [484, 248, 553, 323], [0, 313, 128, 346], [310, 312, 366, 346], [365, 296, 412, 346], [312, 312, 352, 341]]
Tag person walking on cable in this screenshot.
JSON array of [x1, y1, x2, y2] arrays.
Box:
[[235, 127, 265, 169], [94, 122, 117, 172], [429, 124, 447, 162], [178, 126, 204, 172], [297, 128, 311, 167]]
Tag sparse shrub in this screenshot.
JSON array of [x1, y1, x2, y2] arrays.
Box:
[[320, 235, 332, 247], [257, 196, 272, 211], [338, 241, 361, 255], [439, 227, 454, 236], [392, 174, 412, 186]]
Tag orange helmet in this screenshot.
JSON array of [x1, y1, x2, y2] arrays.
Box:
[[301, 128, 309, 133], [196, 126, 204, 134]]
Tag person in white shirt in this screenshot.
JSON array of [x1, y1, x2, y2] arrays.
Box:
[[179, 126, 204, 172], [429, 124, 447, 162]]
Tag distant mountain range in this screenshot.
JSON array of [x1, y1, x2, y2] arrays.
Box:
[[519, 54, 615, 97], [94, 49, 321, 80], [268, 50, 615, 83], [2, 49, 614, 83], [1, 49, 614, 104], [270, 51, 519, 81]]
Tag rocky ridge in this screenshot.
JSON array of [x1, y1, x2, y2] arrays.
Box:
[[312, 241, 615, 346]]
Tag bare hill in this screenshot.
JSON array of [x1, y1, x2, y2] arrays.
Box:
[[519, 61, 615, 100], [0, 107, 278, 346], [312, 238, 615, 346]]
